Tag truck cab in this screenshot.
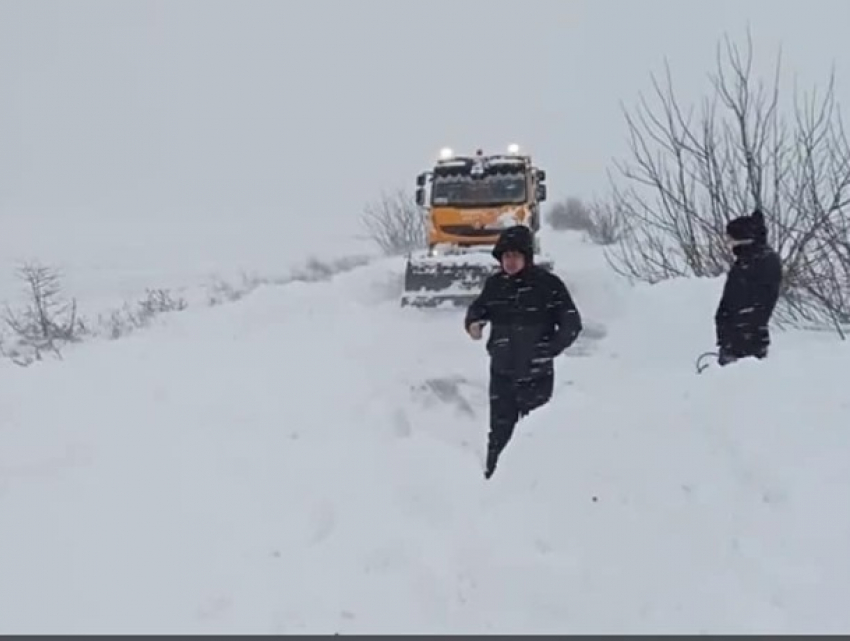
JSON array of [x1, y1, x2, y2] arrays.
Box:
[[414, 145, 547, 252]]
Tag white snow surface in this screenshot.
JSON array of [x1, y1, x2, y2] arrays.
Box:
[[1, 230, 849, 634]]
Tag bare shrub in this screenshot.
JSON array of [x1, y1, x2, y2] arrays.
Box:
[[0, 252, 374, 368], [96, 288, 187, 340], [205, 254, 372, 306], [546, 197, 594, 232], [131, 288, 187, 324], [361, 189, 427, 255], [546, 196, 625, 245], [604, 29, 850, 335], [584, 199, 626, 246], [0, 262, 85, 365], [206, 278, 248, 306], [289, 255, 371, 282]]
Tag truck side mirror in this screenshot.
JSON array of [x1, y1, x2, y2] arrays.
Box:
[[536, 184, 547, 202], [415, 187, 425, 206], [416, 173, 427, 187], [537, 170, 546, 182]]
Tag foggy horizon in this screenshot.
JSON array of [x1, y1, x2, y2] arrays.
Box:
[[2, 0, 849, 240]]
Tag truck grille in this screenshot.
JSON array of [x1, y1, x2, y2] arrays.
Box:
[[439, 225, 500, 238]]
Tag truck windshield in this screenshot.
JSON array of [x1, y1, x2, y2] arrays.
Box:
[[431, 174, 527, 207]]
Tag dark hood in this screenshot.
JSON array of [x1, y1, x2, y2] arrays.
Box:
[[492, 225, 534, 262], [727, 208, 768, 245]]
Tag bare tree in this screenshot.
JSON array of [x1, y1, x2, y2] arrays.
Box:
[[584, 199, 626, 246], [604, 29, 850, 335], [1, 262, 85, 364], [361, 188, 427, 255]]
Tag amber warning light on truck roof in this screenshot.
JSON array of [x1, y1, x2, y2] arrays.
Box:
[[438, 144, 522, 160]]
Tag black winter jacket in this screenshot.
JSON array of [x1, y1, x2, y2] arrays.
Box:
[[715, 241, 783, 357], [465, 265, 582, 380]]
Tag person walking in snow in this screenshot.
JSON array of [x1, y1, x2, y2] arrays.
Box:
[[464, 225, 583, 479], [715, 208, 783, 366]]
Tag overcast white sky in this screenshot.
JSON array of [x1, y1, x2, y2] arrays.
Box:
[[1, 0, 848, 239]]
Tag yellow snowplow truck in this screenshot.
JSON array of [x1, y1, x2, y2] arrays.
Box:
[[400, 144, 553, 308]]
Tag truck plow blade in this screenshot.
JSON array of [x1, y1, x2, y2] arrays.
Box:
[[400, 250, 554, 309]]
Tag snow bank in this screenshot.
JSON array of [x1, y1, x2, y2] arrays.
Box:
[[1, 231, 848, 634]]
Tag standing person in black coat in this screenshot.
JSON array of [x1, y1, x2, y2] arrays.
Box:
[[715, 209, 783, 366], [464, 225, 582, 479]]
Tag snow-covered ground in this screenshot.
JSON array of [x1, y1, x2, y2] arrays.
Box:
[[0, 210, 377, 313], [1, 228, 849, 634]]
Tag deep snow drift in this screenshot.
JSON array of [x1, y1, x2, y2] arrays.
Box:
[[1, 231, 849, 634]]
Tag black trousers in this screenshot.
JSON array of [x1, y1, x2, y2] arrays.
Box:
[[487, 371, 554, 465]]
